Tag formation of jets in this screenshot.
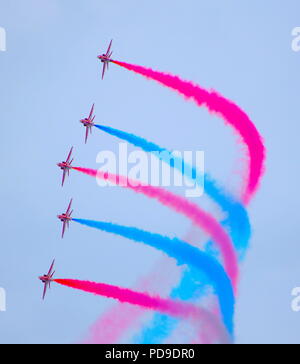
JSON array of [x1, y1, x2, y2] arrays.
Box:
[[39, 40, 114, 300]]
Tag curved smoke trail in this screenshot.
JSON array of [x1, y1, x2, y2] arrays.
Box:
[[81, 229, 204, 344], [79, 60, 266, 344], [72, 218, 235, 335], [54, 279, 231, 344], [94, 124, 251, 256], [92, 125, 250, 343], [111, 60, 266, 205], [72, 166, 238, 291], [81, 259, 182, 344], [92, 58, 265, 340]]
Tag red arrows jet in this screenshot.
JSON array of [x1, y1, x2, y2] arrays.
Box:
[[57, 199, 73, 238], [97, 39, 113, 79], [57, 147, 74, 186], [80, 104, 96, 143], [39, 259, 55, 300]]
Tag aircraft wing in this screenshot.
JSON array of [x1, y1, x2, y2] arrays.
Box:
[[102, 63, 106, 80], [62, 221, 67, 238], [62, 170, 67, 186], [66, 199, 73, 214], [66, 147, 73, 163], [88, 104, 95, 119], [85, 127, 89, 144], [106, 40, 112, 57], [42, 283, 47, 300], [47, 260, 55, 276]]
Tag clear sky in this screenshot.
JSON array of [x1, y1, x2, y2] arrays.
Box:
[[0, 0, 299, 344]]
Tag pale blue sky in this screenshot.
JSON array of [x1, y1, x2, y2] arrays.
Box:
[[0, 0, 299, 343]]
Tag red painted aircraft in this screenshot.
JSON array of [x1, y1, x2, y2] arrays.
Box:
[[80, 104, 96, 143], [97, 39, 113, 79], [57, 199, 73, 238], [57, 147, 74, 186], [38, 259, 55, 300]]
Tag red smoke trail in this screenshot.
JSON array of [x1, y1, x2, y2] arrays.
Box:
[[82, 259, 181, 344], [112, 60, 266, 204], [72, 166, 238, 293], [54, 278, 230, 344]]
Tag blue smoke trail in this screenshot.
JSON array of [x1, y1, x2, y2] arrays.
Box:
[[73, 218, 235, 335]]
